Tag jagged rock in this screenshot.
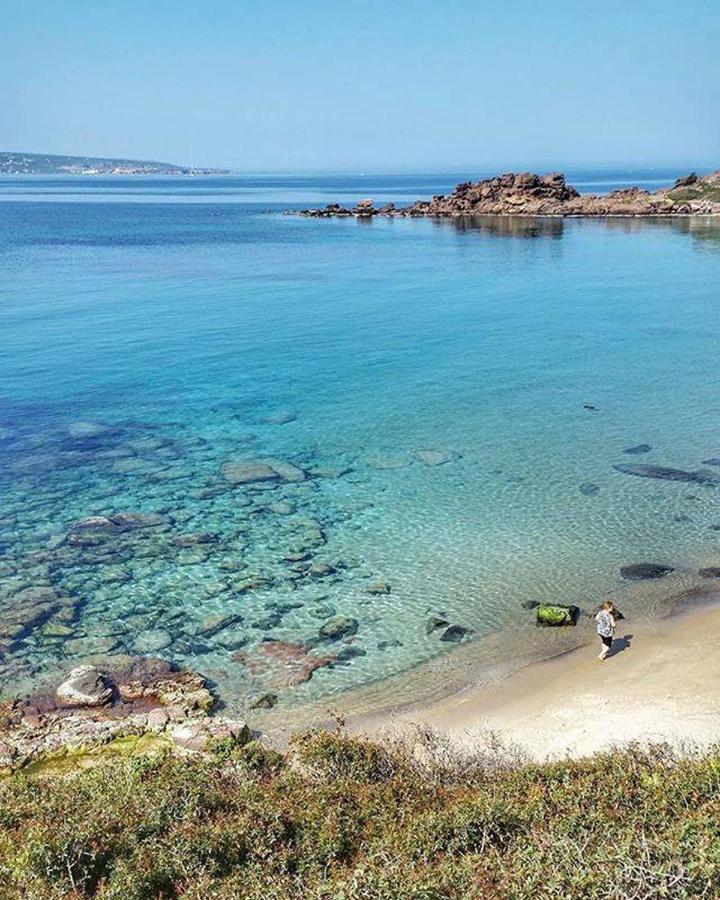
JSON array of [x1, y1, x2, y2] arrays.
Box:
[[299, 170, 720, 219], [55, 665, 114, 708], [439, 624, 474, 642], [319, 616, 358, 640], [367, 581, 391, 595], [620, 563, 674, 581]]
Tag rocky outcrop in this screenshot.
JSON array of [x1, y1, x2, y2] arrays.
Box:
[[299, 170, 720, 218], [0, 657, 247, 773]]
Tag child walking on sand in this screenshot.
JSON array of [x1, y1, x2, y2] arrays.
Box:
[[595, 600, 616, 660]]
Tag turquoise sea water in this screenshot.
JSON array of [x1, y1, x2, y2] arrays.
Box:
[[1, 171, 719, 715]]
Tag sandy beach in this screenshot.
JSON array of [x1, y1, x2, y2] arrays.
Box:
[[362, 592, 720, 760]]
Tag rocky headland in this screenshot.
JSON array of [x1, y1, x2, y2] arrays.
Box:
[[299, 170, 720, 218]]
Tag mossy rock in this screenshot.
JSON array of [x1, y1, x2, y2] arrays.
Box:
[[536, 604, 577, 627]]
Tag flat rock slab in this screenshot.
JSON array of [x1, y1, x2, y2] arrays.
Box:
[[620, 563, 675, 581], [220, 458, 307, 484], [220, 460, 280, 484], [134, 630, 173, 654]]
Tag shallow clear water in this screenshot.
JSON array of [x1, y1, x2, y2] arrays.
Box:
[[1, 173, 719, 714]]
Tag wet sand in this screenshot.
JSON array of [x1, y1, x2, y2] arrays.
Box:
[[358, 591, 720, 759]]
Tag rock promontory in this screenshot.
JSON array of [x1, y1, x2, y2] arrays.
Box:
[[299, 170, 720, 218]]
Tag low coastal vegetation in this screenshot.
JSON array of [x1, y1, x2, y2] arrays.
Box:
[[1, 727, 719, 898]]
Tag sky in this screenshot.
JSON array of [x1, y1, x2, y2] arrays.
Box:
[[2, 0, 719, 172]]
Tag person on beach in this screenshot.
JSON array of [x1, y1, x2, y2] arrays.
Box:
[[595, 600, 616, 660]]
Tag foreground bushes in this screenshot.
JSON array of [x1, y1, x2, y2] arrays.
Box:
[[0, 728, 719, 898]]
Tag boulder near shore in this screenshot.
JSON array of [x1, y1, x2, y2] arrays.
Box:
[[298, 170, 720, 218]]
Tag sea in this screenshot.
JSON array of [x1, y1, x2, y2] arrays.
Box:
[[1, 169, 719, 719]]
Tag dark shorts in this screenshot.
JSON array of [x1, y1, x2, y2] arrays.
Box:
[[600, 635, 613, 648]]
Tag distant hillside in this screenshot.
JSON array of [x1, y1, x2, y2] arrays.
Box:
[[0, 151, 228, 175]]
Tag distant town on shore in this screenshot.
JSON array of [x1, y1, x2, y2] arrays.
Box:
[[0, 151, 228, 176]]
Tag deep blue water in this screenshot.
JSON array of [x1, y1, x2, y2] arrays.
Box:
[[1, 171, 719, 713]]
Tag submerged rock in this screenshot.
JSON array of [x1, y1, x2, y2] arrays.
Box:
[[220, 457, 306, 484], [55, 665, 114, 708], [220, 460, 280, 484], [579, 482, 600, 496], [319, 616, 359, 640], [195, 613, 243, 638], [260, 411, 297, 425], [425, 615, 449, 634], [251, 692, 278, 709], [536, 605, 577, 627], [698, 567, 720, 578], [623, 444, 652, 454], [613, 463, 719, 485], [133, 630, 173, 654], [439, 624, 474, 642], [367, 581, 391, 595], [261, 457, 307, 483], [702, 458, 720, 466], [66, 421, 109, 439], [413, 449, 459, 466], [620, 563, 674, 581], [520, 600, 540, 610]]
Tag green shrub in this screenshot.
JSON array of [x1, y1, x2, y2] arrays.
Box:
[[1, 732, 719, 898]]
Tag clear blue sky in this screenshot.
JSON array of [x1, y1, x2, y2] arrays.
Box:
[[2, 0, 718, 171]]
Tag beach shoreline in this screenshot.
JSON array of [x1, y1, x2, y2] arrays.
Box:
[[353, 588, 720, 759]]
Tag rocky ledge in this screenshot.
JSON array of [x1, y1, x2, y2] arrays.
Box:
[[0, 656, 251, 773], [299, 170, 720, 218]]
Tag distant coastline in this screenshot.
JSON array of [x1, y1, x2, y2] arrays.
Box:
[[299, 169, 720, 218], [0, 151, 228, 176]]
